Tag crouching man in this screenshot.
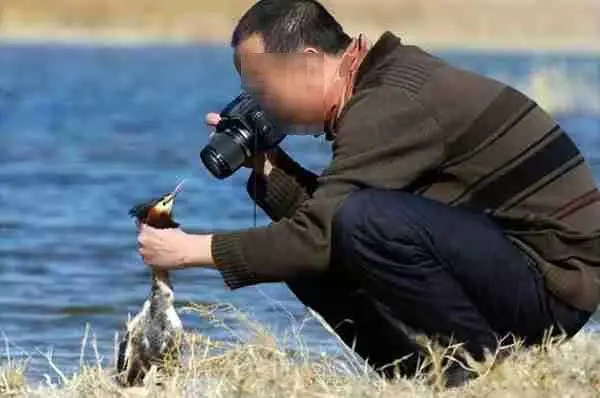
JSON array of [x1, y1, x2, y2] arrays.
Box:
[[136, 0, 599, 387]]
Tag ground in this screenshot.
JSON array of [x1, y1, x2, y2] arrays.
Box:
[[2, 303, 600, 397], [0, 0, 598, 52]]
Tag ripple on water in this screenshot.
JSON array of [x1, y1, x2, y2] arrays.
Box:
[[0, 45, 598, 382]]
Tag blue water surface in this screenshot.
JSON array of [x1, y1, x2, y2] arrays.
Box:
[[0, 43, 598, 381]]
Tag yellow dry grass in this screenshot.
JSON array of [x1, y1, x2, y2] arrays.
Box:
[[2, 302, 600, 398], [0, 0, 598, 51]]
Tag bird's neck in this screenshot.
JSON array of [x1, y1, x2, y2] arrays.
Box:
[[146, 210, 176, 229]]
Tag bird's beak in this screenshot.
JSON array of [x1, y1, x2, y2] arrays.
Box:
[[172, 179, 186, 196], [161, 179, 187, 209]]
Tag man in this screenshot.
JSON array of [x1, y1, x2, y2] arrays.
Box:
[[136, 0, 599, 386]]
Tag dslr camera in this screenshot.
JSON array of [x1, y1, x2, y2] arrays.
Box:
[[200, 92, 287, 179]]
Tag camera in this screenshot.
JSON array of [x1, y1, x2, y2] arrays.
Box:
[[200, 92, 287, 179]]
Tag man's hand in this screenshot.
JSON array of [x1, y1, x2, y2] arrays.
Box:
[[205, 112, 277, 176], [136, 223, 214, 270]]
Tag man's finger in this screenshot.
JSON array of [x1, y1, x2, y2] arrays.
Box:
[[138, 247, 151, 261], [138, 222, 152, 234], [205, 112, 221, 127], [137, 225, 149, 246]]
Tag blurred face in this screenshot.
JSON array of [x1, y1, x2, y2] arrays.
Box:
[[234, 34, 337, 132]]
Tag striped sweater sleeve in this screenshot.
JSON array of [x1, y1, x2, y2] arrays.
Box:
[[245, 147, 319, 222]]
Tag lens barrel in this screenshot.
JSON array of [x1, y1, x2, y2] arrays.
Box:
[[200, 124, 251, 179]]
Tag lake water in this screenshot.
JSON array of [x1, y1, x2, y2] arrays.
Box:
[[0, 43, 599, 382]]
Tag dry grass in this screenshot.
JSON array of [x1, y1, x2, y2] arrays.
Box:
[[0, 0, 598, 51], [2, 302, 600, 398]]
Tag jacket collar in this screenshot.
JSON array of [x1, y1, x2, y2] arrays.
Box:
[[324, 31, 403, 140], [354, 31, 403, 91]]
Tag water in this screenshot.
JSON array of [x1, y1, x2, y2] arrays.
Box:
[[0, 43, 598, 382]]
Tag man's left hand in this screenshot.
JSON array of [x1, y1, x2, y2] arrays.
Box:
[[136, 223, 213, 270]]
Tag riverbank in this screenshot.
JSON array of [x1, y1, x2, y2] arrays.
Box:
[[2, 304, 600, 397], [0, 0, 599, 53]]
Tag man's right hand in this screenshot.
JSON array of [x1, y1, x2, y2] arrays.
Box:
[[205, 112, 277, 176]]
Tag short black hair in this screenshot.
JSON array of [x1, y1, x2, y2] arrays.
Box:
[[231, 0, 352, 54]]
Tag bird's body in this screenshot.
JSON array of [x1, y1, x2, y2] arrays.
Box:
[[115, 182, 185, 387]]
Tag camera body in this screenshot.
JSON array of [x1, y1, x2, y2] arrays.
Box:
[[200, 92, 286, 179]]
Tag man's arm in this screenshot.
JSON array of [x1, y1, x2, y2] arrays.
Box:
[[211, 87, 446, 289], [245, 147, 319, 222]]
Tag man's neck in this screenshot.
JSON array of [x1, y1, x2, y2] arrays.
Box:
[[324, 35, 370, 140]]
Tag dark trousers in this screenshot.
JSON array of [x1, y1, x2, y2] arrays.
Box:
[[286, 189, 592, 377]]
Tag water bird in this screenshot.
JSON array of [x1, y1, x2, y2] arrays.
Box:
[[115, 181, 186, 387]]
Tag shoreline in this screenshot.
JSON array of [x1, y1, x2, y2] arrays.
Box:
[[3, 308, 600, 397], [0, 25, 599, 55], [0, 24, 598, 117], [0, 0, 598, 55]]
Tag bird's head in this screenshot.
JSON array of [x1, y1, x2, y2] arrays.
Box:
[[129, 180, 186, 226]]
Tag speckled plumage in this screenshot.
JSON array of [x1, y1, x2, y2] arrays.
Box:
[[115, 183, 185, 387]]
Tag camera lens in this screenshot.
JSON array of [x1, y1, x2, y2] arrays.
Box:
[[200, 92, 286, 179], [200, 128, 249, 179], [200, 147, 232, 179]]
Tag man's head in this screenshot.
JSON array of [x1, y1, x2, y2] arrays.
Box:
[[230, 0, 364, 132]]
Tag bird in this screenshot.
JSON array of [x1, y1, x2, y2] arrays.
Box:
[[115, 180, 186, 387]]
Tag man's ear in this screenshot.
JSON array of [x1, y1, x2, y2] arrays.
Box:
[[233, 51, 242, 74], [303, 47, 319, 54]]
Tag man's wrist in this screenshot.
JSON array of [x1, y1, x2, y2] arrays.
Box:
[[254, 150, 279, 177], [261, 158, 274, 176], [182, 233, 215, 268]]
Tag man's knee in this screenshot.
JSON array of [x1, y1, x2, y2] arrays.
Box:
[[333, 190, 373, 235], [332, 189, 422, 249]]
